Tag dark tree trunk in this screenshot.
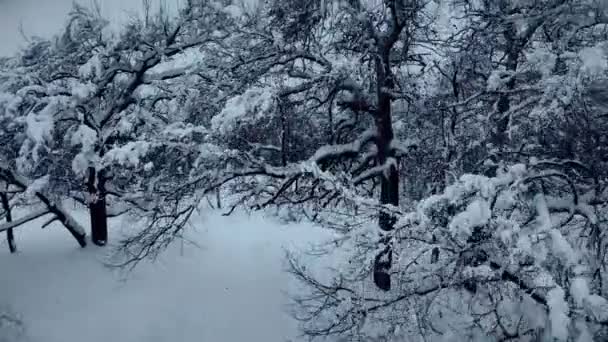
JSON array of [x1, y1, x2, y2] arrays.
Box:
[[488, 18, 520, 177], [1, 192, 16, 253], [372, 49, 399, 291], [492, 41, 518, 152], [280, 104, 288, 167], [87, 167, 108, 246]]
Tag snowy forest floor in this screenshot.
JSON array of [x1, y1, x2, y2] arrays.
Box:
[[0, 207, 329, 342]]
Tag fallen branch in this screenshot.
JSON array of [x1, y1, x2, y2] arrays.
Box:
[[0, 209, 50, 233], [0, 166, 87, 247]]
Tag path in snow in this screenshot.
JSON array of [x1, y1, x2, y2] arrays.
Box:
[[0, 209, 327, 342]]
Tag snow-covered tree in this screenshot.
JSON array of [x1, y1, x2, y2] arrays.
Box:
[[2, 0, 608, 340], [0, 41, 88, 248], [0, 3, 223, 249], [282, 1, 608, 340], [161, 0, 437, 293]]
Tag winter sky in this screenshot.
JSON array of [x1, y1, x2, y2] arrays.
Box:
[[0, 0, 181, 56]]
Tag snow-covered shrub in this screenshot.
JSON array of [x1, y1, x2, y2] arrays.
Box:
[[290, 163, 608, 341]]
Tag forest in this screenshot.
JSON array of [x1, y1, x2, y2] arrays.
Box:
[[1, 0, 608, 341]]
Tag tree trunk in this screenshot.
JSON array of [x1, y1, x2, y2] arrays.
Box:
[[488, 19, 519, 177], [87, 167, 108, 246], [1, 192, 16, 253], [281, 111, 288, 167], [372, 50, 399, 291], [215, 187, 222, 209]]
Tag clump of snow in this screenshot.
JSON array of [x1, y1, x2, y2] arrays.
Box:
[[462, 265, 494, 279], [486, 70, 514, 92], [78, 55, 103, 80], [25, 109, 53, 144], [311, 130, 375, 162], [162, 122, 207, 140], [117, 118, 134, 136], [534, 193, 552, 232], [224, 4, 244, 18], [457, 174, 495, 199], [24, 175, 50, 197], [70, 125, 97, 150], [579, 44, 608, 76], [134, 84, 159, 99], [516, 234, 532, 255], [549, 229, 578, 265], [211, 86, 276, 136], [493, 189, 517, 210], [71, 81, 96, 100], [0, 92, 21, 115], [197, 143, 223, 159], [576, 203, 598, 225], [449, 198, 491, 237], [570, 277, 590, 307], [70, 125, 99, 175], [526, 46, 557, 77], [146, 48, 202, 81], [547, 286, 570, 341], [102, 141, 151, 167], [71, 153, 90, 176]]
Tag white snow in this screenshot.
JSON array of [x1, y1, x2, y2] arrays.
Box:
[[71, 153, 94, 176], [70, 124, 98, 150], [0, 208, 329, 342], [223, 4, 244, 19], [102, 141, 152, 167], [78, 54, 106, 81], [534, 193, 552, 232], [70, 81, 96, 100], [448, 198, 491, 237], [579, 44, 608, 76], [547, 286, 570, 341], [145, 48, 202, 83], [311, 130, 376, 162], [526, 46, 557, 78], [211, 87, 276, 136], [25, 108, 53, 144], [584, 294, 608, 323], [143, 162, 154, 172], [486, 70, 514, 92], [549, 228, 578, 265], [70, 125, 99, 175], [570, 277, 590, 307], [24, 175, 50, 198], [162, 122, 207, 140]]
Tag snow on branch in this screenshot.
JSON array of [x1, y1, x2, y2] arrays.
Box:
[[0, 165, 87, 247], [0, 209, 50, 233], [311, 130, 376, 164], [544, 195, 599, 226], [530, 158, 592, 174], [390, 138, 418, 155], [353, 157, 398, 184]]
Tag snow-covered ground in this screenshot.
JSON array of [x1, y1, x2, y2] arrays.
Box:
[[0, 208, 328, 342]]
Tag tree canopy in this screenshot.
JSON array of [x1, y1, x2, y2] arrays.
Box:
[[2, 0, 608, 340]]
